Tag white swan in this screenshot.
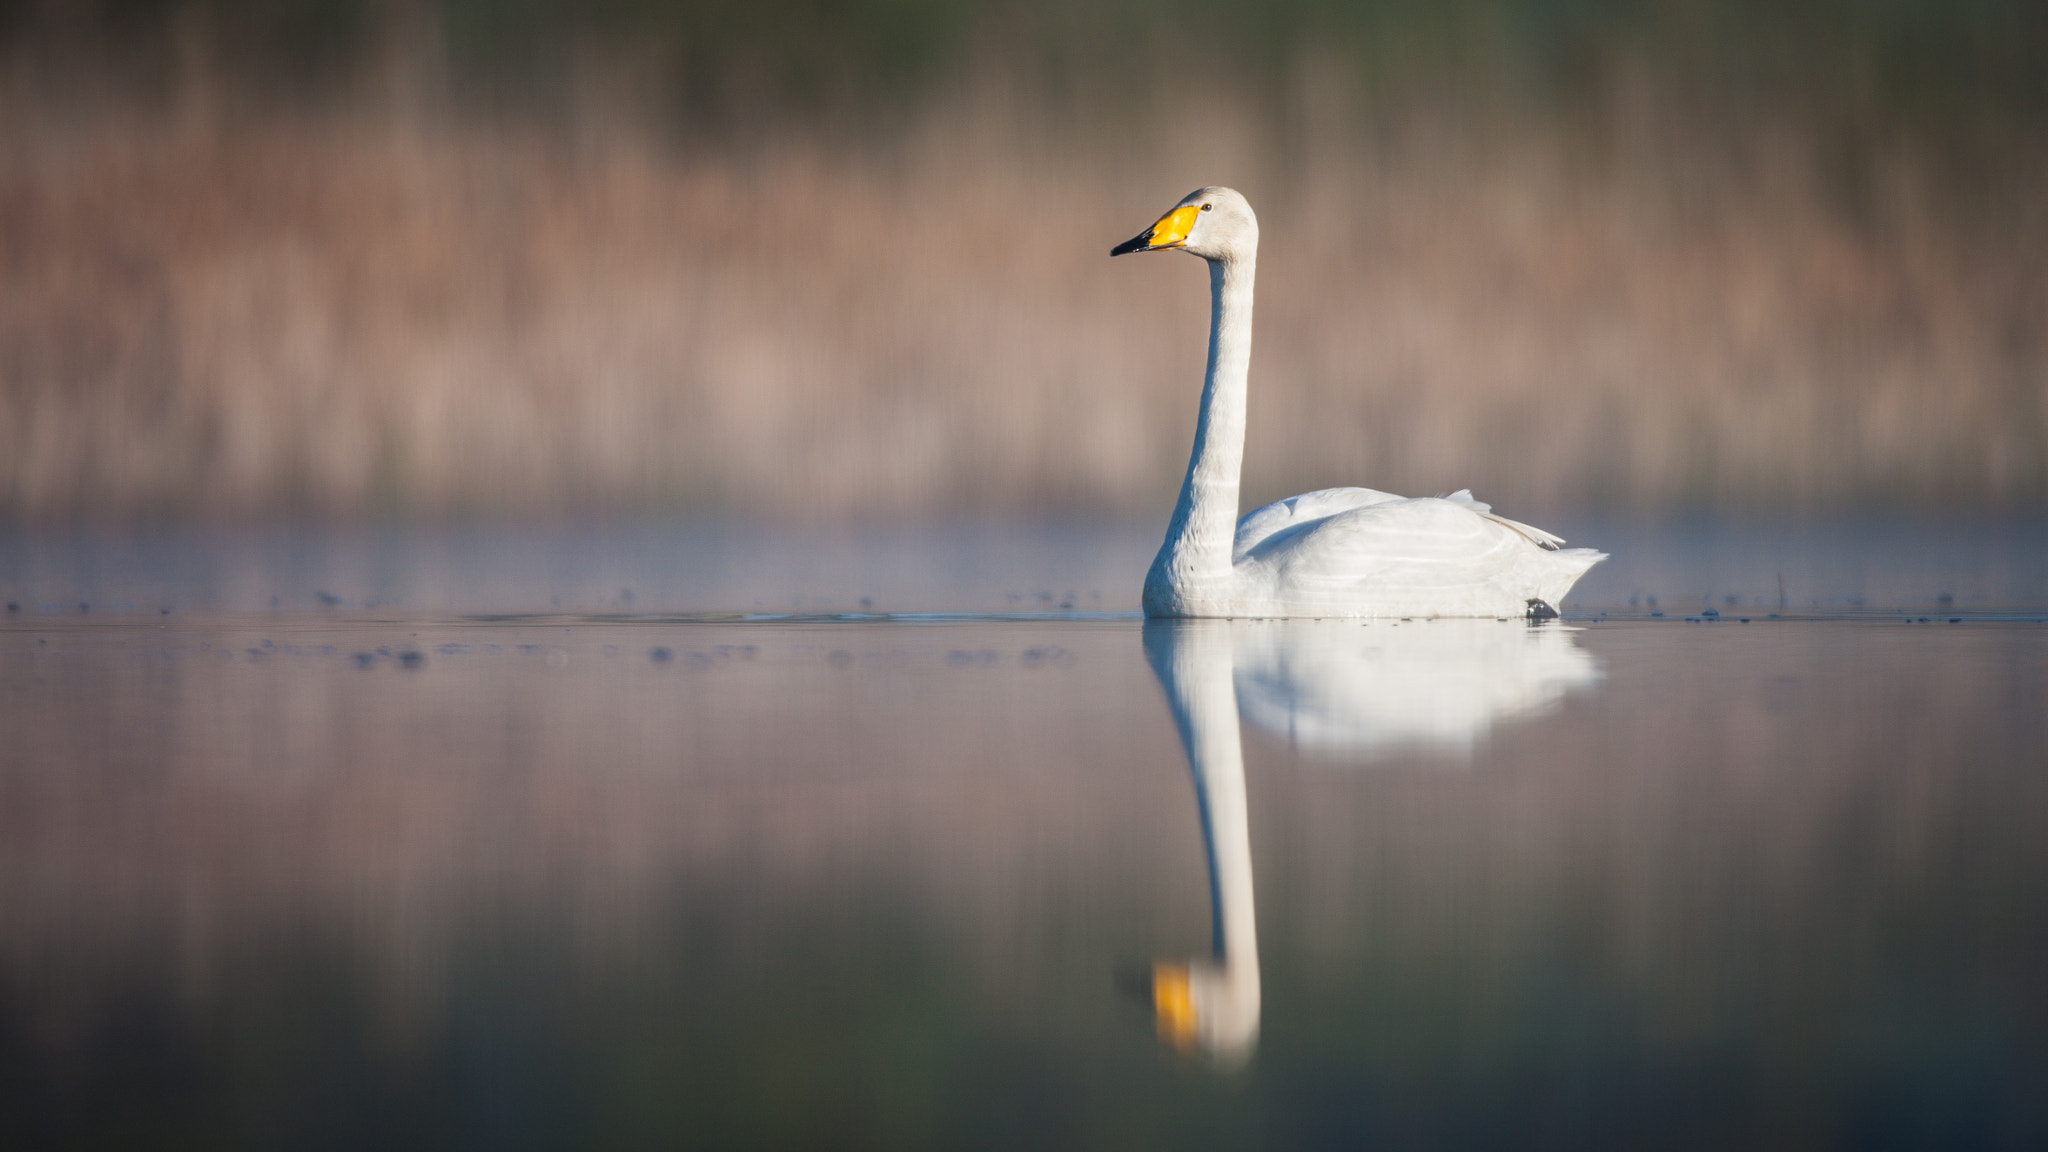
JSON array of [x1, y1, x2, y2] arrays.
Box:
[[1112, 187, 1606, 619]]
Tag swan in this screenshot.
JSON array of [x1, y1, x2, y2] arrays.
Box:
[[1112, 187, 1606, 618]]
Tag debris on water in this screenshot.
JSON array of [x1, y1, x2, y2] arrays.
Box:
[[1949, 618, 1962, 624], [352, 653, 375, 668], [1701, 609, 1719, 620], [160, 607, 172, 614], [316, 591, 343, 607], [860, 597, 874, 610], [5, 602, 17, 613], [79, 602, 90, 614], [398, 651, 425, 669], [650, 647, 673, 663], [1650, 611, 1665, 618], [1938, 593, 1954, 605], [1740, 617, 1751, 623]]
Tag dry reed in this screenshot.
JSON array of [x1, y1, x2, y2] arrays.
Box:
[[2, 62, 2043, 520]]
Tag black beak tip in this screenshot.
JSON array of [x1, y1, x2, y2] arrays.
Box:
[[1110, 234, 1149, 257]]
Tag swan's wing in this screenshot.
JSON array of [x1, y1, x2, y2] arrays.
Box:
[[1241, 495, 1575, 614], [1235, 487, 1405, 562], [1250, 497, 1526, 583], [1441, 489, 1565, 550]]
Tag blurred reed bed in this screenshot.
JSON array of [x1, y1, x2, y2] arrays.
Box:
[[1, 0, 2044, 519]]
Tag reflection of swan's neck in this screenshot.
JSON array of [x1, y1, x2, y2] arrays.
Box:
[[1145, 255, 1256, 615], [1147, 622, 1261, 1063], [1195, 693, 1261, 991]]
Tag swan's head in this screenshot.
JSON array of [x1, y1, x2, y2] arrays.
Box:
[[1110, 186, 1258, 263]]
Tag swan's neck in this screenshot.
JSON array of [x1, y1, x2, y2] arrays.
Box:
[[1146, 254, 1255, 616]]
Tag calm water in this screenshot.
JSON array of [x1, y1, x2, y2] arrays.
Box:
[[3, 519, 2046, 1149]]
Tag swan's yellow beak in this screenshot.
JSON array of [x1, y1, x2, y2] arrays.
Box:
[[1112, 204, 1201, 256]]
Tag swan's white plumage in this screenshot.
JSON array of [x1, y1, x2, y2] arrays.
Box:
[[1234, 494, 1605, 618], [1114, 187, 1604, 618]]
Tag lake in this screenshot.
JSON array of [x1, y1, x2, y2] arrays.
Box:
[[3, 517, 2045, 1149]]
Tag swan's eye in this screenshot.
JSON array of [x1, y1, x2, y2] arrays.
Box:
[[1201, 203, 1212, 211]]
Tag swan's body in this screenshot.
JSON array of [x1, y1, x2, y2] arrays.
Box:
[[1113, 187, 1605, 618]]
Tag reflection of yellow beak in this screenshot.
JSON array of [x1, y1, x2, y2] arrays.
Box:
[[1152, 962, 1197, 1049], [1111, 205, 1201, 256]]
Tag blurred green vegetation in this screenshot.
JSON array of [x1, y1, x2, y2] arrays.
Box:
[[9, 0, 2045, 134]]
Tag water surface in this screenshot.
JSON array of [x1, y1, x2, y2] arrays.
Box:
[[3, 521, 2045, 1148]]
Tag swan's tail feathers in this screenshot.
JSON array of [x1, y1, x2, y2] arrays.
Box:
[[1537, 547, 1608, 608], [1487, 513, 1567, 550]]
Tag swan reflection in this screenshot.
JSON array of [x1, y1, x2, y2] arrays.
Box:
[[1139, 618, 1604, 1066], [1233, 618, 1602, 760]]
